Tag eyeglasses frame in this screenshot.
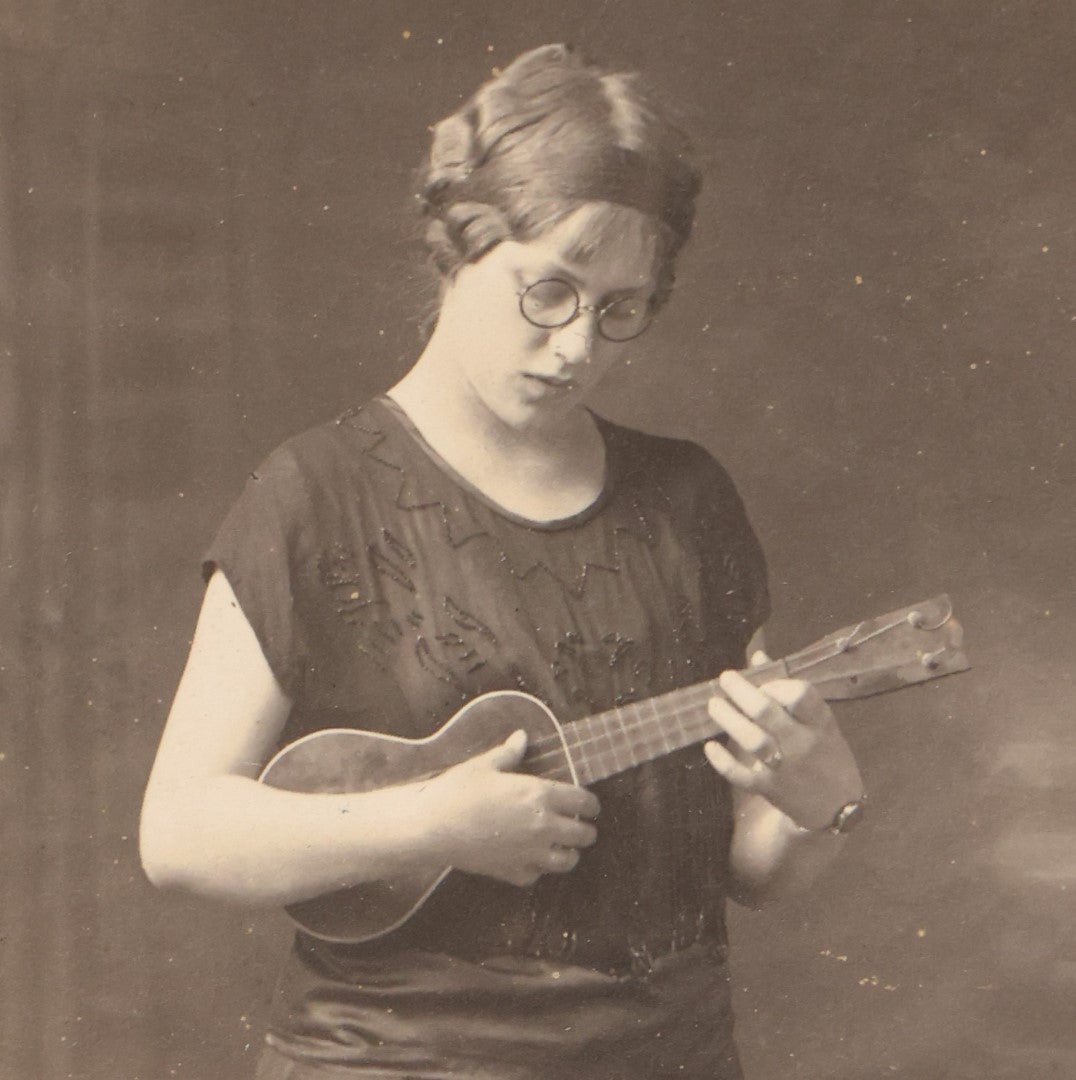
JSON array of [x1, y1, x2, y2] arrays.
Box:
[[516, 278, 654, 343]]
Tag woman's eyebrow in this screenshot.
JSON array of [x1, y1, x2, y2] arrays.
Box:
[[521, 260, 584, 287], [520, 261, 648, 300]]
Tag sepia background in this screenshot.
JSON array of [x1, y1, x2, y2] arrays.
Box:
[[1, 2, 1073, 1078]]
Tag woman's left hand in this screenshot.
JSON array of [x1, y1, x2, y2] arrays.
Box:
[[703, 662, 864, 831]]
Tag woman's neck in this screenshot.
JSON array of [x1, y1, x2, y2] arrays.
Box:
[[386, 352, 607, 523]]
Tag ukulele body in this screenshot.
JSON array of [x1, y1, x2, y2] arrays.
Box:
[[259, 691, 577, 943]]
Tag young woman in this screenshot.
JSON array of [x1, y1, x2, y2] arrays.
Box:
[[141, 44, 865, 1080]]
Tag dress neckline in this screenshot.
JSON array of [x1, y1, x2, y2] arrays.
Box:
[[370, 395, 615, 532]]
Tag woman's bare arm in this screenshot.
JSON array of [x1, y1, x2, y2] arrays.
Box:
[[139, 572, 599, 907], [726, 789, 847, 907], [706, 636, 863, 906]]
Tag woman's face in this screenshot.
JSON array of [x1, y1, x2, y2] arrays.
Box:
[[434, 203, 661, 431]]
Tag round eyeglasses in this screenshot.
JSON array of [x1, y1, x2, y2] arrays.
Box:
[[517, 278, 654, 342]]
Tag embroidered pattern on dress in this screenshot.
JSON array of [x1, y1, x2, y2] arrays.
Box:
[[443, 595, 497, 644], [507, 490, 659, 601], [546, 628, 665, 712], [318, 543, 363, 590], [317, 543, 405, 662], [369, 542, 416, 593], [381, 527, 417, 568], [411, 602, 496, 687], [336, 404, 666, 602], [601, 630, 641, 672], [317, 544, 381, 625], [414, 636, 470, 692], [352, 613, 403, 671]]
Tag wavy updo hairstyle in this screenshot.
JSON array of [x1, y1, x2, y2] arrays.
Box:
[[416, 44, 701, 310]]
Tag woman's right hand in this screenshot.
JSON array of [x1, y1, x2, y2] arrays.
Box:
[[422, 731, 600, 888]]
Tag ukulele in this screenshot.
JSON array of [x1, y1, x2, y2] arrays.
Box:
[[260, 594, 968, 943]]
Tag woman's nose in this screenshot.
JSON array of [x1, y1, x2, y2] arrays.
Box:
[[553, 311, 598, 366]]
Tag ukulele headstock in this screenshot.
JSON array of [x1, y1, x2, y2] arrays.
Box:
[[779, 595, 969, 701]]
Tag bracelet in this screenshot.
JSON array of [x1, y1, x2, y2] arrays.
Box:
[[795, 795, 867, 836]]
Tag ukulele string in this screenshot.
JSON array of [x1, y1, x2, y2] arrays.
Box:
[[524, 653, 859, 774], [522, 602, 952, 778], [524, 659, 816, 774], [523, 684, 735, 777], [781, 601, 950, 675], [524, 659, 841, 776]]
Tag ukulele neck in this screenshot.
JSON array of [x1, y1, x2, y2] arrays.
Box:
[[542, 595, 967, 787], [557, 661, 787, 787]]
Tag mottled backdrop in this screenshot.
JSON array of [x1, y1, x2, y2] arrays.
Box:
[[1, 2, 1073, 1078]]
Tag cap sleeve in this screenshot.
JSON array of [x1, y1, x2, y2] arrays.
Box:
[[202, 446, 312, 698]]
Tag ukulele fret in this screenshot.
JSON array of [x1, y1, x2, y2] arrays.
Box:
[[596, 709, 627, 779], [570, 686, 721, 786]]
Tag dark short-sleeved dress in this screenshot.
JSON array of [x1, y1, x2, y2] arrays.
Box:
[[204, 396, 769, 1080]]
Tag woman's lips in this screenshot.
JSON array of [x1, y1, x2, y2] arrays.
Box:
[[523, 372, 576, 393]]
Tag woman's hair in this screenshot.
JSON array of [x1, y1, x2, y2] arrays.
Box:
[[416, 44, 700, 309]]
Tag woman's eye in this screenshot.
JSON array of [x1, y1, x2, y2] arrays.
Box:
[[603, 299, 643, 322], [526, 280, 575, 309]]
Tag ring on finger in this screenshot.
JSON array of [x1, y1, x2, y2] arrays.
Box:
[[758, 745, 784, 770]]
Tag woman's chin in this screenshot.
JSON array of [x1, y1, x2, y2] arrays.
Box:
[[472, 385, 584, 434]]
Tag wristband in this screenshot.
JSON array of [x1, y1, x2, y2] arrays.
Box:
[[797, 795, 867, 836]]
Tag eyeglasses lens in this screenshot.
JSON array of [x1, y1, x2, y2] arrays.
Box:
[[520, 279, 578, 327], [598, 297, 650, 342], [519, 279, 652, 342]]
